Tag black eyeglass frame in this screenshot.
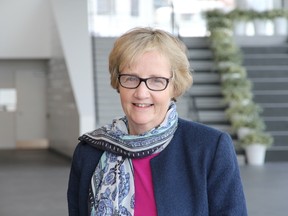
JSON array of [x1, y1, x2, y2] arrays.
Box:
[[118, 74, 171, 91]]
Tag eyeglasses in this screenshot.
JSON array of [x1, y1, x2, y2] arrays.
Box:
[[118, 74, 171, 91]]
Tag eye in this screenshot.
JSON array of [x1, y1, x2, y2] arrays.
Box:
[[126, 76, 138, 82], [122, 75, 138, 83], [150, 77, 166, 85]]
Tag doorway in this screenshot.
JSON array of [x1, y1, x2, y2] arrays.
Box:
[[0, 60, 47, 149]]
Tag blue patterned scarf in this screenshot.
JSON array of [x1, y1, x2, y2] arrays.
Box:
[[81, 102, 178, 216]]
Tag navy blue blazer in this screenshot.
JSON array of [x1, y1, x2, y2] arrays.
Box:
[[67, 118, 247, 215]]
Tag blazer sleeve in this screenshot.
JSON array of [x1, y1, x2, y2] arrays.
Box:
[[67, 143, 82, 216], [207, 132, 248, 216]]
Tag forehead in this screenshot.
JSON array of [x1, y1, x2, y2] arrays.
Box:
[[123, 51, 171, 76]]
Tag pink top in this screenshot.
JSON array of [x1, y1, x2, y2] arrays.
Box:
[[132, 154, 159, 216]]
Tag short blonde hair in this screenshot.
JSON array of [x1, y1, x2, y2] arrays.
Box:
[[109, 27, 193, 99]]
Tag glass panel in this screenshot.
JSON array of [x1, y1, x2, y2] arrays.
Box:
[[0, 88, 17, 112], [88, 0, 236, 37]]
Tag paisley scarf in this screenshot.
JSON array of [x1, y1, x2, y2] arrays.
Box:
[[80, 102, 178, 216]]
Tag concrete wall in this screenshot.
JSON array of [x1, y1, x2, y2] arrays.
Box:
[[50, 0, 95, 134], [0, 0, 51, 58], [93, 37, 124, 126], [48, 0, 96, 156], [0, 0, 96, 157]]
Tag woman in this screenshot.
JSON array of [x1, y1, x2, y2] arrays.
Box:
[[67, 27, 247, 216]]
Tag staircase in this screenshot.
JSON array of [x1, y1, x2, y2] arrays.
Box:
[[180, 36, 288, 163], [241, 39, 288, 161], [179, 37, 236, 140]]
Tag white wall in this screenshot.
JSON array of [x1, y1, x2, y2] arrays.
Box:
[[50, 0, 96, 136], [0, 0, 96, 156], [0, 60, 47, 149], [0, 0, 51, 58]]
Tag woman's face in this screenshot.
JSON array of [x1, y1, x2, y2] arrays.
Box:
[[119, 51, 175, 135]]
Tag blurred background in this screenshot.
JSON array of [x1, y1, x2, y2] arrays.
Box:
[[0, 0, 288, 215]]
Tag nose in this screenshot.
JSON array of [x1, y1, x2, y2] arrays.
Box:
[[133, 81, 150, 98]]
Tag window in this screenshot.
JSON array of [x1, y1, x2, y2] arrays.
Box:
[[97, 0, 115, 15], [131, 0, 139, 16], [0, 89, 17, 112]]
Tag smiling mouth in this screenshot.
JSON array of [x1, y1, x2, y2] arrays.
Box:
[[133, 103, 153, 108]]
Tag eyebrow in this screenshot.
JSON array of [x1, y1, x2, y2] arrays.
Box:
[[121, 73, 170, 78]]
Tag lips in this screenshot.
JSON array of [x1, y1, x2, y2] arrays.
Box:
[[133, 103, 153, 108]]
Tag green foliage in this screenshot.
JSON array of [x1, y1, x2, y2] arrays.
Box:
[[216, 62, 247, 79], [221, 88, 253, 105], [227, 9, 253, 21], [239, 131, 274, 147], [225, 8, 288, 21], [225, 102, 263, 120], [230, 115, 266, 132], [221, 78, 252, 90], [205, 8, 274, 149], [207, 17, 233, 32], [267, 9, 288, 19], [205, 9, 226, 20]]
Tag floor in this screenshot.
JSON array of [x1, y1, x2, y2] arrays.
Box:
[[0, 150, 70, 216], [0, 150, 287, 216]]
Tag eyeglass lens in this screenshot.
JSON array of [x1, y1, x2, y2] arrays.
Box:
[[119, 74, 169, 91]]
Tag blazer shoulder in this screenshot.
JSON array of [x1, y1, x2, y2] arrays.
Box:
[[72, 140, 103, 165], [178, 118, 224, 137], [175, 118, 233, 152]]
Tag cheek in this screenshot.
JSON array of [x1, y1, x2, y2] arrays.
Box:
[[168, 84, 176, 99]]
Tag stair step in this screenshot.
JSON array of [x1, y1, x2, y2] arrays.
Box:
[[260, 103, 288, 117], [244, 53, 288, 58], [245, 65, 288, 71], [254, 93, 288, 103], [241, 45, 288, 54], [244, 54, 288, 65], [180, 37, 209, 49], [193, 72, 220, 84], [263, 117, 288, 131], [188, 85, 221, 96], [247, 69, 288, 78], [190, 60, 215, 72], [253, 90, 288, 95], [251, 77, 288, 82], [266, 149, 288, 162], [252, 79, 288, 91], [236, 35, 288, 47], [260, 103, 288, 108], [194, 97, 226, 109], [262, 107, 288, 117], [268, 131, 288, 148], [242, 45, 288, 52], [188, 49, 213, 60], [198, 110, 227, 123]]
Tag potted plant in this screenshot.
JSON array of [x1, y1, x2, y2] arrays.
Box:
[[221, 78, 252, 93], [212, 43, 242, 64], [205, 9, 225, 19], [231, 115, 266, 138], [267, 9, 288, 35], [216, 62, 247, 81], [251, 10, 270, 35], [225, 102, 262, 121], [239, 130, 273, 165], [209, 28, 234, 46], [228, 9, 252, 35], [222, 87, 253, 106], [205, 10, 232, 32]]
